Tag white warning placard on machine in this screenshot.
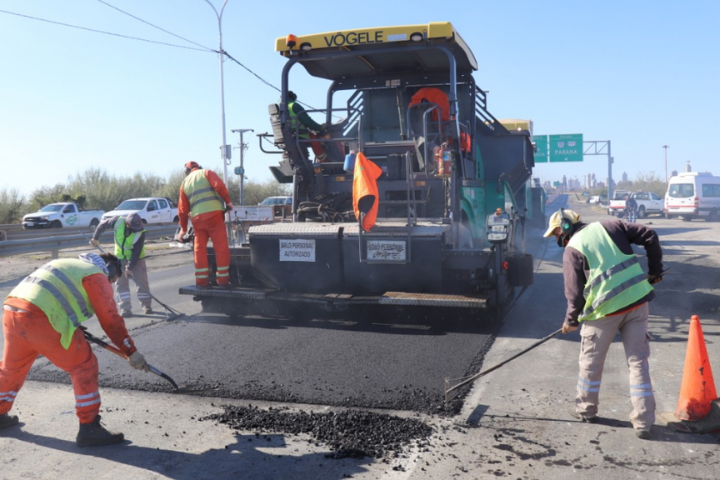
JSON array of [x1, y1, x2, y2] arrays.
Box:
[[367, 240, 407, 262], [279, 239, 316, 262]]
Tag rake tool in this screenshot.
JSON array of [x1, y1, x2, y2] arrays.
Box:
[[444, 328, 562, 403], [81, 327, 216, 395]]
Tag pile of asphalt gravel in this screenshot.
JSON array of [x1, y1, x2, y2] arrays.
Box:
[[205, 405, 434, 459]]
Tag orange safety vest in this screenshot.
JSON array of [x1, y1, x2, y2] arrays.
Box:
[[352, 153, 383, 232]]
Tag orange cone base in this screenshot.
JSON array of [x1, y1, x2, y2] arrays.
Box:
[[668, 399, 720, 434]]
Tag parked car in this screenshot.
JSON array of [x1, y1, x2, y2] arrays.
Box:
[[260, 196, 292, 217], [102, 197, 179, 225], [22, 202, 104, 229]]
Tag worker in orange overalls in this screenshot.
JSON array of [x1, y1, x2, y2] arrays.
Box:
[[0, 252, 150, 447], [177, 161, 233, 287]]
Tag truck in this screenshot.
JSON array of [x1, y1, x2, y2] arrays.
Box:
[[608, 191, 664, 218], [607, 190, 631, 216], [102, 197, 179, 225], [22, 202, 104, 229], [179, 22, 541, 319]]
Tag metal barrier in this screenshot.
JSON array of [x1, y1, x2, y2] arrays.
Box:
[[0, 225, 178, 259]]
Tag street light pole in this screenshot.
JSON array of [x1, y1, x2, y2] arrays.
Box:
[[232, 129, 254, 206], [204, 0, 230, 184], [662, 145, 669, 184]]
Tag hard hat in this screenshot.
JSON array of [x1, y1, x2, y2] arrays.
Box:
[[543, 209, 580, 237], [184, 161, 202, 175], [287, 91, 297, 101]]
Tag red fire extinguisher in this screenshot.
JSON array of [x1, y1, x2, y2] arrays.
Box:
[[434, 142, 452, 177]]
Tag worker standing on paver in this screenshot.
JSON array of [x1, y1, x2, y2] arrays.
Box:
[[0, 252, 149, 446], [90, 212, 152, 317], [544, 209, 664, 439], [177, 162, 233, 287]]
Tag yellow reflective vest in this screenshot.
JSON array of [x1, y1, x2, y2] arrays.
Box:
[[114, 219, 146, 260], [181, 169, 223, 217], [8, 259, 99, 349], [568, 222, 653, 321]]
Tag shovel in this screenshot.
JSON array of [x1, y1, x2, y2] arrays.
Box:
[[444, 328, 562, 403], [81, 327, 216, 395]]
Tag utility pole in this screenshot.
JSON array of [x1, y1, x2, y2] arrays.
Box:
[[204, 0, 231, 184], [662, 145, 669, 184], [232, 129, 254, 206]]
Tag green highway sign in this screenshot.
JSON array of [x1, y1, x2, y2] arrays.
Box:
[[553, 181, 561, 187], [533, 135, 548, 163], [549, 134, 583, 162]]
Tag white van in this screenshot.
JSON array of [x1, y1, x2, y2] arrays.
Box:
[[664, 172, 720, 221]]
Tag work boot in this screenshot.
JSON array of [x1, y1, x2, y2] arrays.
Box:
[[0, 413, 19, 430], [120, 310, 133, 318], [569, 409, 598, 423], [142, 307, 153, 315], [635, 428, 651, 440], [76, 415, 124, 447]]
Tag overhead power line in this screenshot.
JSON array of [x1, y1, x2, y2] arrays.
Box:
[[0, 8, 213, 52], [0, 6, 326, 114], [96, 0, 213, 52]]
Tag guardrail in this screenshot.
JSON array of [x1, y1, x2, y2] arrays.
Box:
[[0, 225, 179, 258]]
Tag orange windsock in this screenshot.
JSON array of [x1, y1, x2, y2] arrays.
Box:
[[676, 315, 718, 421], [352, 152, 382, 232]]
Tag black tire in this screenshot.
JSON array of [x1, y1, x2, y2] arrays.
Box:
[[89, 218, 99, 228], [681, 215, 692, 222], [637, 207, 646, 219], [142, 219, 147, 224], [664, 212, 673, 219], [173, 216, 179, 223], [51, 220, 62, 228], [708, 210, 718, 222]]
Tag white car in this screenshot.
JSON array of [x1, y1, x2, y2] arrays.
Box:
[[102, 197, 179, 225]]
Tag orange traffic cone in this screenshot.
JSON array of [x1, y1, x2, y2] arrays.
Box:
[[676, 315, 718, 421]]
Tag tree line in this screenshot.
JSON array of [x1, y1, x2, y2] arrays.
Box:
[[0, 168, 290, 224]]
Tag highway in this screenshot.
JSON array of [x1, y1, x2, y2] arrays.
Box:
[[2, 195, 720, 479]]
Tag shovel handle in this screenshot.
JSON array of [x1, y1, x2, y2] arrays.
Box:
[[81, 328, 179, 390]]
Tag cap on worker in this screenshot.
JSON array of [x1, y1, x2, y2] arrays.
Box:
[[543, 209, 580, 237], [126, 212, 144, 232], [184, 161, 201, 171]]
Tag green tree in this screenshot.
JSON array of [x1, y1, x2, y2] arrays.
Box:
[[0, 188, 25, 223], [632, 172, 666, 197]]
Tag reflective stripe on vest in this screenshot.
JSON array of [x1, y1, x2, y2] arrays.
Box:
[[288, 102, 310, 139], [182, 170, 223, 217], [114, 219, 146, 260], [8, 259, 100, 349], [567, 222, 653, 321]]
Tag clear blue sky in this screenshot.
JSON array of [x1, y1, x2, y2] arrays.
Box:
[[1, 1, 718, 198]]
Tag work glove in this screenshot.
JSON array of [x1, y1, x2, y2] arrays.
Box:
[[89, 238, 99, 248], [124, 265, 133, 279], [562, 322, 579, 334], [225, 203, 234, 212], [128, 351, 150, 372], [176, 230, 187, 243]]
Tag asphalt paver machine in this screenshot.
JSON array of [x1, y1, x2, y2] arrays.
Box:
[[180, 22, 541, 320]]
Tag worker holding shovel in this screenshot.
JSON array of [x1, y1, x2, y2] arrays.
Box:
[[544, 208, 663, 440], [90, 212, 153, 318], [0, 252, 150, 447]]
